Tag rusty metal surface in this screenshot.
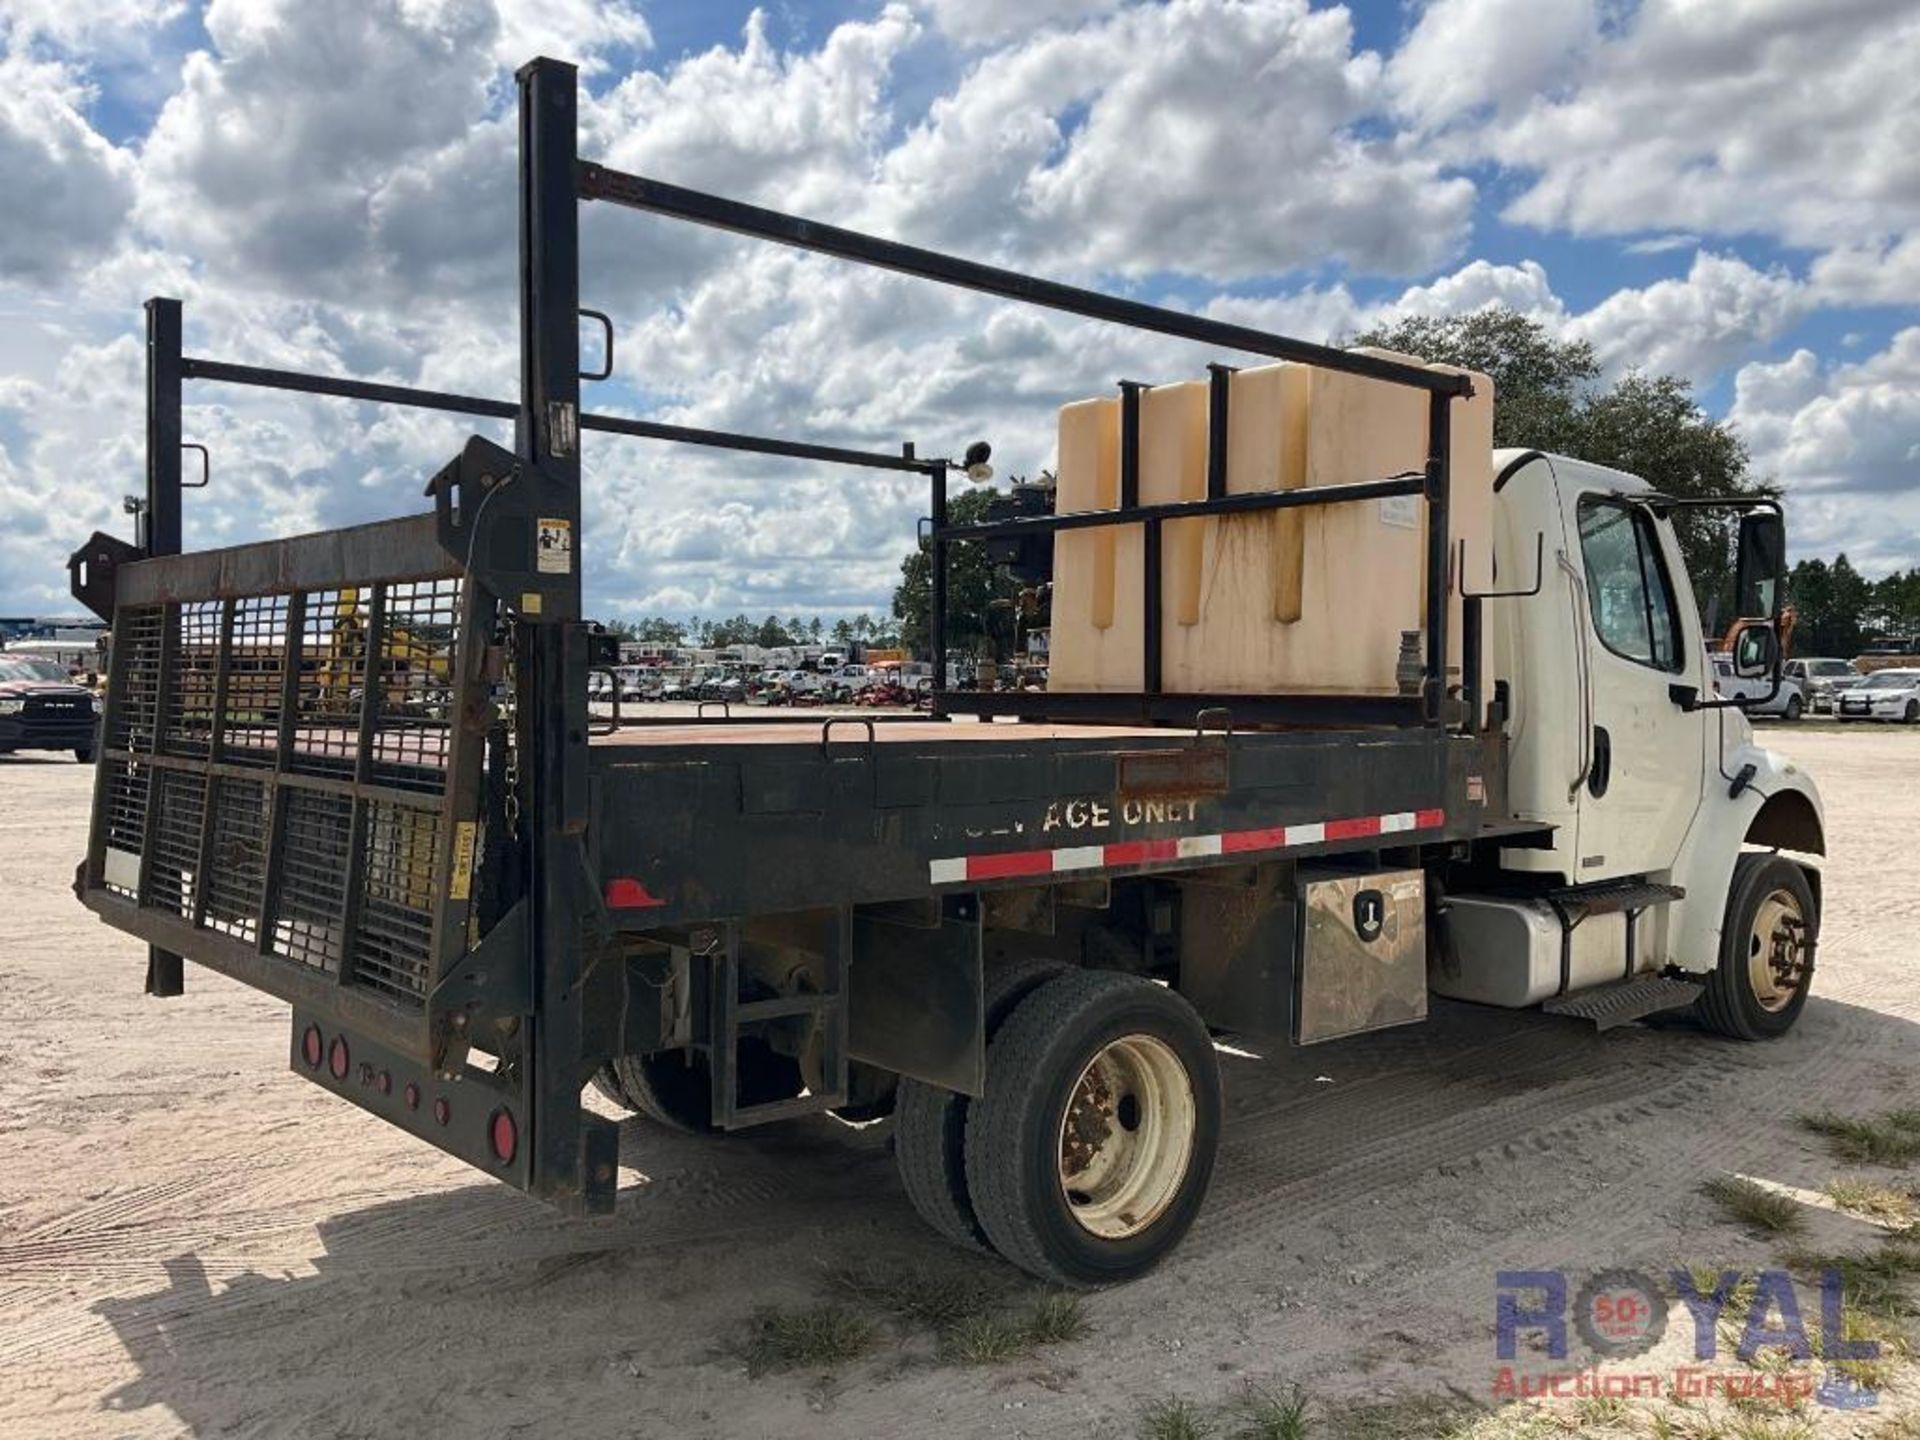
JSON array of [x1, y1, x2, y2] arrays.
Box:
[[1117, 745, 1230, 799], [114, 515, 447, 607]]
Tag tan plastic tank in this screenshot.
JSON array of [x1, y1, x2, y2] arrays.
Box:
[[1047, 349, 1494, 699]]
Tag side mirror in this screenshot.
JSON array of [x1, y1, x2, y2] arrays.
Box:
[[1735, 509, 1786, 619], [1732, 622, 1778, 679]]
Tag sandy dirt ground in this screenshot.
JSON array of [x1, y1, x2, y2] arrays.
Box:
[[2, 726, 1917, 1438]]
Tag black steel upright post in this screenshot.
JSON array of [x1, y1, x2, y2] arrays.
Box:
[[1205, 364, 1232, 502], [1423, 391, 1453, 726], [929, 459, 948, 693], [516, 58, 603, 1212], [144, 297, 185, 998], [1118, 382, 1144, 511]]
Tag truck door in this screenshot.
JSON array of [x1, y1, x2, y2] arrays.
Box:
[[1567, 491, 1707, 883]]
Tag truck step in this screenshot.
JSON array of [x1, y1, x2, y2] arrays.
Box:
[[1544, 878, 1685, 925], [1542, 975, 1703, 1030]]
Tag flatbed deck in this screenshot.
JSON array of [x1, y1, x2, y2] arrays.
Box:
[[592, 716, 1173, 746], [589, 718, 1510, 925]]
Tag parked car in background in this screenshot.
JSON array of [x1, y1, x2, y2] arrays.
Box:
[[1709, 653, 1804, 719], [1838, 668, 1920, 723], [1786, 657, 1864, 714], [0, 656, 101, 760]]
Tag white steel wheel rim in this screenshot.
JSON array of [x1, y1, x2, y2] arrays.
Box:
[[1748, 888, 1808, 1013], [1056, 1034, 1196, 1240]]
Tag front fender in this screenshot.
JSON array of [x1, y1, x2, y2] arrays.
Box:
[[1667, 741, 1824, 975]]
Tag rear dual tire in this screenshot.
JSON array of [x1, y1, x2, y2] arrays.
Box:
[[892, 957, 1068, 1252], [896, 966, 1222, 1286]]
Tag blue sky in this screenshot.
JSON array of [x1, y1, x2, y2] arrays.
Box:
[[0, 0, 1915, 621]]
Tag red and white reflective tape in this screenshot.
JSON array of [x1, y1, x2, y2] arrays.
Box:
[[928, 808, 1445, 886]]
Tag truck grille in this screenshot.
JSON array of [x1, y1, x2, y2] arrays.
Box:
[[21, 695, 92, 720], [83, 522, 488, 1030]]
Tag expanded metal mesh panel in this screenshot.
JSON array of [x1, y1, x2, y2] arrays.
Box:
[[88, 539, 480, 1028], [351, 801, 440, 1004], [202, 775, 270, 943], [100, 759, 149, 899], [163, 601, 222, 758], [370, 578, 460, 793], [146, 767, 206, 919], [289, 590, 367, 779], [270, 788, 353, 973], [108, 606, 163, 753], [223, 594, 289, 766]]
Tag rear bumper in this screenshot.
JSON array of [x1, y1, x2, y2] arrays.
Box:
[[289, 1008, 617, 1213]]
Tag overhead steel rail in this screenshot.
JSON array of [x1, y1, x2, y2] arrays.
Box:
[[149, 57, 1474, 740], [574, 155, 1470, 734]]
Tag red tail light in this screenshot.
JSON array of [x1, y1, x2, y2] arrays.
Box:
[[328, 1036, 350, 1080], [300, 1025, 323, 1070], [489, 1108, 517, 1165]]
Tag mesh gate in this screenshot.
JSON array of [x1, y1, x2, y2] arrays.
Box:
[[80, 519, 491, 1049]]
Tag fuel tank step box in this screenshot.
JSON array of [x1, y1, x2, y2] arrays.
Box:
[[1432, 894, 1646, 1008]]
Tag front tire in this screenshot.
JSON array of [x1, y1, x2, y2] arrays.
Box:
[[964, 971, 1222, 1286], [1695, 853, 1817, 1041], [1905, 700, 1920, 725], [74, 744, 95, 763], [1783, 694, 1803, 721]]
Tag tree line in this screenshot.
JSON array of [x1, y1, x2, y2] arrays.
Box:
[[1787, 558, 1920, 656], [601, 611, 904, 650]]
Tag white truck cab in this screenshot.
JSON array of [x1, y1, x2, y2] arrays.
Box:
[[1441, 450, 1823, 1038]]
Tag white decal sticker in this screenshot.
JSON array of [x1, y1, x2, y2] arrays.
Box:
[[536, 517, 572, 574], [1379, 495, 1420, 530], [103, 847, 141, 893]]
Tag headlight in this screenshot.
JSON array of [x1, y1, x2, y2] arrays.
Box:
[[0, 699, 23, 715], [92, 697, 104, 715]]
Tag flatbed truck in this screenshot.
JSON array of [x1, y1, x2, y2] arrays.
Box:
[[65, 58, 1824, 1285]]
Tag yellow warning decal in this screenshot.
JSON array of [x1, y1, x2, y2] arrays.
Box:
[[449, 820, 477, 901]]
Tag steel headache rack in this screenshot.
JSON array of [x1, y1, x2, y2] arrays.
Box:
[[67, 57, 1502, 1213]]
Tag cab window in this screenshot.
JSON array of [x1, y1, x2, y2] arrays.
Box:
[[1577, 499, 1684, 673]]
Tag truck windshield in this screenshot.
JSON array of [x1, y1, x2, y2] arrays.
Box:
[[0, 658, 70, 682]]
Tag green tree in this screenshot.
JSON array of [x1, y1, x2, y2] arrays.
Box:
[[1867, 569, 1920, 641], [1353, 308, 1595, 451], [892, 487, 1023, 658], [1351, 310, 1765, 619], [631, 615, 688, 645], [1789, 558, 1840, 655]]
